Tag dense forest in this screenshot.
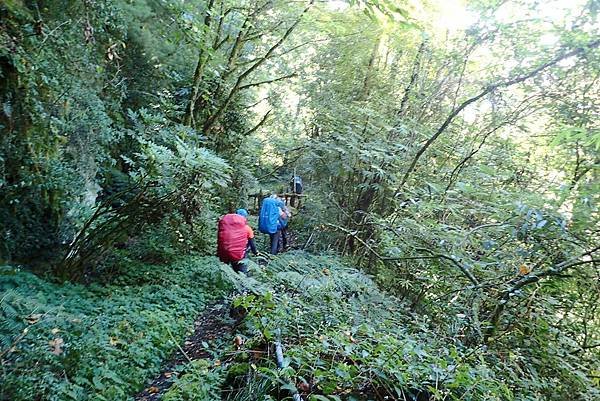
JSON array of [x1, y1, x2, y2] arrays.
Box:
[[1, 0, 599, 400]]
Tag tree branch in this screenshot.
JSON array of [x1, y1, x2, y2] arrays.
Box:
[[396, 39, 426, 119], [485, 246, 600, 339], [238, 73, 297, 91], [244, 110, 272, 136], [202, 0, 314, 134], [383, 247, 480, 286], [183, 0, 216, 127], [393, 38, 600, 195]]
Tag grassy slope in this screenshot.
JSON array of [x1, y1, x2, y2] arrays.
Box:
[[2, 251, 597, 401], [165, 252, 511, 401], [0, 257, 233, 401]]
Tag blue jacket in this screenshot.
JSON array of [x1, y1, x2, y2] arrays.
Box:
[[259, 197, 284, 234]]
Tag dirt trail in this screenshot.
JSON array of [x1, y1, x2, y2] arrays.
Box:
[[134, 302, 235, 401], [135, 228, 299, 400]]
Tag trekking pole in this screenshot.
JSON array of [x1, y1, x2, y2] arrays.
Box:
[[302, 231, 315, 250], [274, 329, 303, 401]]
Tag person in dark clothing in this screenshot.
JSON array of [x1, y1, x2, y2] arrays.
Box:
[[290, 175, 303, 194]]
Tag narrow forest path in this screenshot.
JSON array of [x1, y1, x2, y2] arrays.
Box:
[[135, 226, 301, 400], [134, 302, 236, 400]]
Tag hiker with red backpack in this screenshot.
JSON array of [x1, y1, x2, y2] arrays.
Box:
[[217, 209, 258, 274]]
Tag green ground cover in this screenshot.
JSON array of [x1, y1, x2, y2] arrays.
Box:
[[162, 252, 511, 401], [2, 251, 598, 401], [227, 252, 511, 401], [0, 257, 233, 401]]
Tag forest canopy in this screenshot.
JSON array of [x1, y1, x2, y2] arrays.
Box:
[[1, 0, 599, 400]]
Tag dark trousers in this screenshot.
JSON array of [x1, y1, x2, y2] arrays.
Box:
[[231, 260, 248, 274], [279, 227, 288, 252], [269, 230, 281, 255]]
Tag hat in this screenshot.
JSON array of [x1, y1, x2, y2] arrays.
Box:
[[236, 208, 248, 218]]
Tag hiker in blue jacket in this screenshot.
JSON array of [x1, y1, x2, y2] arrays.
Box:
[[258, 195, 286, 255]]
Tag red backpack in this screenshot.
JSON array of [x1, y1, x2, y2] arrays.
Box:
[[217, 214, 249, 263]]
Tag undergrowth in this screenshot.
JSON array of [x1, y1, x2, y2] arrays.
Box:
[[0, 257, 234, 401], [162, 359, 225, 401], [2, 251, 592, 401], [201, 252, 512, 401]]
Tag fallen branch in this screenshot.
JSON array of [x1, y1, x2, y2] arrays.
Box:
[[166, 325, 193, 364]]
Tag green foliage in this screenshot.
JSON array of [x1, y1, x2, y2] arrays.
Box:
[[0, 0, 126, 263], [256, 2, 600, 399], [58, 111, 231, 278], [162, 359, 225, 401], [0, 0, 233, 267], [1, 1, 599, 400], [226, 252, 513, 400], [0, 256, 234, 401]]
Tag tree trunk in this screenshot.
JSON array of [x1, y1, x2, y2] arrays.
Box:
[[183, 0, 216, 128]]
